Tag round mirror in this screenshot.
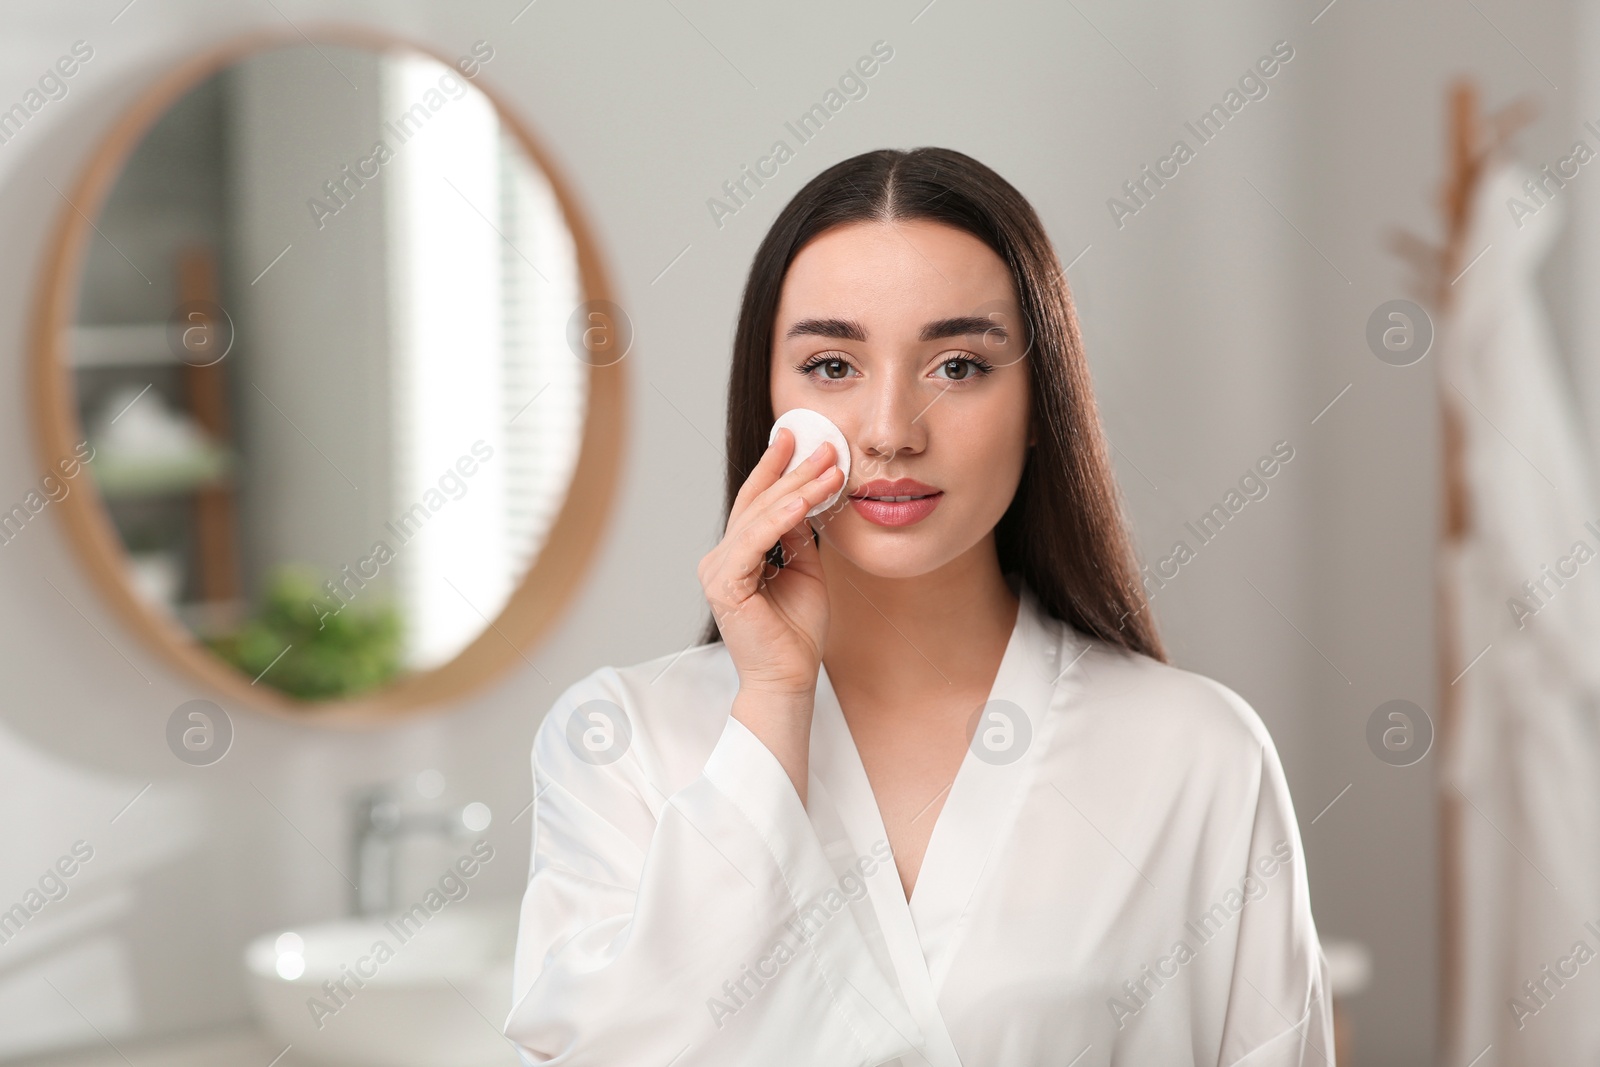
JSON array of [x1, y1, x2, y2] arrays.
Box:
[[29, 31, 626, 721]]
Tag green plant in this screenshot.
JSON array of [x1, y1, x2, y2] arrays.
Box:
[[206, 564, 404, 702]]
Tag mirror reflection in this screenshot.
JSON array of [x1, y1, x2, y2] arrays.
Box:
[[67, 41, 587, 701]]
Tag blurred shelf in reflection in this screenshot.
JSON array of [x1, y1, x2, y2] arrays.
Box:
[[91, 448, 234, 499], [67, 324, 178, 369]]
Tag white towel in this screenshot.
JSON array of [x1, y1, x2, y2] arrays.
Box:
[[1438, 159, 1600, 1066]]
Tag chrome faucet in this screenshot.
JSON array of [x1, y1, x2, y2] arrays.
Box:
[[349, 773, 491, 915]]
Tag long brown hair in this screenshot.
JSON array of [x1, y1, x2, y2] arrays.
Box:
[[695, 147, 1165, 663]]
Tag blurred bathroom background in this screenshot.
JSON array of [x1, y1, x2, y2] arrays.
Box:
[[0, 1, 1596, 1064]]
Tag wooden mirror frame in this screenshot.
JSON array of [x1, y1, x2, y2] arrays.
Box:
[[29, 26, 627, 726]]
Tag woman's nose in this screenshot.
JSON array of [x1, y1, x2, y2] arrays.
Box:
[[851, 377, 929, 463]]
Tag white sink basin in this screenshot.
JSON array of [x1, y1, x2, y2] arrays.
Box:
[[244, 898, 523, 1067]]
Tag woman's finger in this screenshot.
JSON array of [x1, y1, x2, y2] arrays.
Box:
[[730, 427, 835, 525], [707, 459, 840, 603], [730, 426, 797, 522], [728, 463, 842, 575], [741, 440, 839, 527], [768, 512, 820, 572]]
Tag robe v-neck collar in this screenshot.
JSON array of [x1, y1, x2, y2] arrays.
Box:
[[806, 582, 1070, 1065]]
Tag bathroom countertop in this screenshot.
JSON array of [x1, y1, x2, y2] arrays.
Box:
[[18, 1027, 313, 1067], [17, 943, 1371, 1067]]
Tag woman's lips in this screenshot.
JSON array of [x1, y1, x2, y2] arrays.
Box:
[[848, 492, 943, 526]]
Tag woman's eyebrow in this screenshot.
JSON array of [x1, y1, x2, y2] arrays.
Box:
[[921, 316, 1007, 342], [783, 315, 1007, 342]]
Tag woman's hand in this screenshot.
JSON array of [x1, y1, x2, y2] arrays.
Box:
[[697, 426, 844, 698]]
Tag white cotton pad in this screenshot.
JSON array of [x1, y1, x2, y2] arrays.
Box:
[[769, 407, 850, 518]]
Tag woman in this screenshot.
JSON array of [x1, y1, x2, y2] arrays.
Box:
[[504, 148, 1332, 1065]]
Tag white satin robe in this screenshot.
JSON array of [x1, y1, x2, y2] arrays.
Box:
[[504, 583, 1332, 1065]]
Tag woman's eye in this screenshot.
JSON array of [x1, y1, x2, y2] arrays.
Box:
[[800, 357, 855, 380], [933, 356, 991, 381]]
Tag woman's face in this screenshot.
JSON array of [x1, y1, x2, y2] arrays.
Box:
[[770, 218, 1034, 580]]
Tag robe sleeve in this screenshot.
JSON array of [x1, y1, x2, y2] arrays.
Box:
[[502, 669, 925, 1066], [1213, 737, 1336, 1067]]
